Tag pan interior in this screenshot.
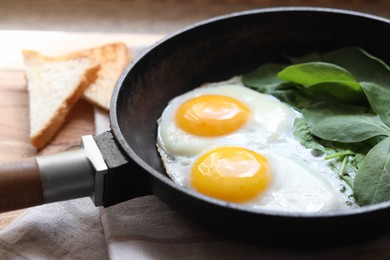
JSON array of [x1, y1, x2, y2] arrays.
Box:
[[112, 7, 390, 215]]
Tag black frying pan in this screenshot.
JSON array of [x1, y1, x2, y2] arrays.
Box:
[[1, 7, 390, 245]]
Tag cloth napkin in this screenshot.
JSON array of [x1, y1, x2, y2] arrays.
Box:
[[0, 198, 106, 259], [3, 195, 390, 260], [1, 109, 390, 259]]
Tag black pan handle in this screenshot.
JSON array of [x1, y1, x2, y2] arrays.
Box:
[[93, 131, 152, 207]]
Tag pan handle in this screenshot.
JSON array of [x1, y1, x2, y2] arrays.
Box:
[[0, 132, 152, 213], [0, 136, 106, 213], [93, 131, 153, 207], [0, 158, 43, 212]]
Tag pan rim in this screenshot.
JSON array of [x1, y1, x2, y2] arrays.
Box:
[[110, 6, 390, 219]]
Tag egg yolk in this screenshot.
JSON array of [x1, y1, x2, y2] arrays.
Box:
[[176, 95, 250, 136], [191, 146, 271, 202]]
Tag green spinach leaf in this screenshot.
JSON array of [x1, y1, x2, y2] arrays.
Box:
[[294, 118, 367, 173], [354, 137, 390, 205], [242, 64, 314, 109], [278, 62, 358, 87], [289, 47, 390, 88], [293, 118, 326, 152], [361, 82, 390, 127], [242, 63, 286, 91], [242, 47, 390, 206], [302, 102, 390, 143], [277, 62, 365, 104]]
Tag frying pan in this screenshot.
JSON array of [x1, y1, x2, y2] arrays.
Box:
[[2, 7, 390, 244]]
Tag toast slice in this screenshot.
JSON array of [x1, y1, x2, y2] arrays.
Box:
[[23, 50, 100, 148], [72, 43, 131, 110]]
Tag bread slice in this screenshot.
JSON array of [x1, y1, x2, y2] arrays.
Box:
[[71, 43, 131, 110], [23, 50, 100, 148]]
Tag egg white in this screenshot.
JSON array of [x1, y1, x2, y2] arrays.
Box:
[[245, 143, 351, 212], [156, 77, 357, 213], [157, 77, 297, 158]]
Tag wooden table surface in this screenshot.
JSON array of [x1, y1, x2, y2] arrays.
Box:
[[1, 1, 390, 258]]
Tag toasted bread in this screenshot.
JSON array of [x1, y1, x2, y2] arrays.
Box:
[[72, 43, 131, 110], [23, 50, 100, 148]]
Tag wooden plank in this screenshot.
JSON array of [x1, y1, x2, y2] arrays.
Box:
[[0, 70, 35, 162]]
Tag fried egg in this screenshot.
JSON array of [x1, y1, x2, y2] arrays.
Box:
[[156, 77, 356, 213], [158, 78, 296, 158]]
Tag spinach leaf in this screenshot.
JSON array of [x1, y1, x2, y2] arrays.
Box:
[[242, 63, 286, 91], [293, 118, 327, 152], [264, 85, 314, 110], [302, 102, 390, 143], [242, 47, 390, 206], [277, 62, 365, 104], [304, 82, 366, 104], [278, 62, 358, 87], [294, 118, 367, 174], [361, 82, 390, 127], [242, 64, 314, 109], [354, 137, 390, 205], [289, 47, 390, 88]]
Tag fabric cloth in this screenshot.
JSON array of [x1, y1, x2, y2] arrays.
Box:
[[0, 198, 107, 259], [0, 195, 274, 260], [3, 194, 390, 259], [102, 196, 262, 260]]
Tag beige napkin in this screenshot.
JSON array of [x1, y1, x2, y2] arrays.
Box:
[[99, 195, 390, 260], [0, 198, 107, 259], [101, 196, 283, 260]]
